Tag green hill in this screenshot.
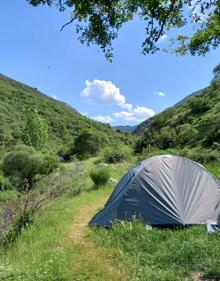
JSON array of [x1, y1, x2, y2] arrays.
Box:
[[0, 74, 133, 153], [134, 65, 220, 152]]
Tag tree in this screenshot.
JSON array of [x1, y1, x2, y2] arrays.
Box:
[[26, 0, 220, 60], [212, 63, 220, 83], [73, 128, 107, 159], [22, 110, 48, 150]]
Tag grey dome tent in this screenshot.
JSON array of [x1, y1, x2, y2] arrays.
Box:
[[90, 155, 220, 227]]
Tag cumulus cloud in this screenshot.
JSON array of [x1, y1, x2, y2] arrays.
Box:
[[158, 34, 168, 43], [81, 79, 125, 106], [81, 79, 155, 125], [113, 106, 155, 122], [92, 115, 113, 123], [154, 91, 166, 97], [121, 103, 133, 111]]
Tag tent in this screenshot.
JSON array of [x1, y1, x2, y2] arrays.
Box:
[[89, 155, 220, 227]]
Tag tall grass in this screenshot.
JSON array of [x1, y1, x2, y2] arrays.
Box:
[[0, 159, 132, 281], [91, 221, 220, 281]]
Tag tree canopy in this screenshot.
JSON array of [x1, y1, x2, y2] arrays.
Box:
[[26, 0, 220, 60]]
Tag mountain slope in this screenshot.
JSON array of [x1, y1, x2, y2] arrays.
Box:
[[134, 76, 220, 151], [0, 74, 132, 151]]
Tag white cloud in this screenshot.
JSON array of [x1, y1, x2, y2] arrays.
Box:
[[121, 103, 133, 111], [81, 79, 155, 125], [158, 34, 168, 43], [92, 115, 113, 123], [52, 95, 57, 100], [154, 91, 166, 97], [80, 111, 88, 116], [113, 106, 155, 122], [81, 79, 125, 106]]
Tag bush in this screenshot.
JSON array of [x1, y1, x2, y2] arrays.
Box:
[[157, 127, 177, 149], [74, 129, 107, 159], [2, 146, 59, 190], [40, 154, 59, 175], [90, 168, 110, 186], [103, 145, 132, 163], [2, 149, 43, 188], [0, 174, 12, 190]]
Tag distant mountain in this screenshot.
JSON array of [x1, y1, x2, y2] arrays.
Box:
[[114, 125, 137, 133], [0, 74, 132, 151]]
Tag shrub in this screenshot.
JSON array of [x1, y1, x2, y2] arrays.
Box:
[[73, 129, 108, 159], [2, 149, 43, 188], [186, 150, 220, 164], [157, 128, 177, 149], [90, 168, 110, 186], [177, 124, 198, 145], [2, 146, 60, 190], [103, 145, 132, 163], [0, 174, 12, 190], [41, 154, 59, 175]]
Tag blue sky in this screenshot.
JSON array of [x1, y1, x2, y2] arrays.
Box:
[[0, 0, 220, 125]]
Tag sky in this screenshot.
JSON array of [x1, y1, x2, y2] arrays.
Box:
[[0, 1, 220, 126]]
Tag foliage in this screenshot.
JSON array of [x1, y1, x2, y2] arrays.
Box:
[[137, 148, 220, 168], [90, 168, 110, 186], [22, 109, 48, 150], [0, 174, 12, 191], [189, 96, 210, 113], [2, 147, 44, 190], [74, 129, 107, 159], [103, 145, 132, 163], [134, 65, 220, 152], [26, 0, 220, 60], [40, 154, 59, 175], [2, 146, 59, 190]]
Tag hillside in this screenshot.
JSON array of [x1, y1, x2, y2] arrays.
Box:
[[134, 69, 220, 152], [0, 74, 133, 152]]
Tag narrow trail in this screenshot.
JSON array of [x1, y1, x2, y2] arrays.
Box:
[[69, 195, 107, 242], [68, 193, 128, 281]]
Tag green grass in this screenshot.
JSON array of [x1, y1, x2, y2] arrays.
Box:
[[0, 159, 131, 281], [0, 159, 219, 281], [91, 221, 220, 281], [89, 163, 220, 281], [0, 188, 111, 281]]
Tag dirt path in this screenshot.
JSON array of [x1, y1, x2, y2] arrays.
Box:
[[69, 194, 128, 281], [69, 196, 107, 241]]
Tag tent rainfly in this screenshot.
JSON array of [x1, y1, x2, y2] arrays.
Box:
[[89, 155, 220, 227]]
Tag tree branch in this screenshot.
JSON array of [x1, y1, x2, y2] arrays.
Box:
[[60, 18, 75, 31]]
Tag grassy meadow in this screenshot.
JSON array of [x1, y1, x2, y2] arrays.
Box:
[[0, 157, 219, 281]]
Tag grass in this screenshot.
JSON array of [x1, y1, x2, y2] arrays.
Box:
[[90, 221, 220, 281], [0, 188, 111, 281], [0, 158, 219, 280], [0, 158, 132, 281], [89, 163, 220, 281]]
